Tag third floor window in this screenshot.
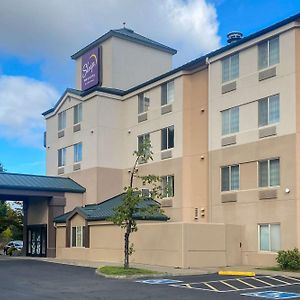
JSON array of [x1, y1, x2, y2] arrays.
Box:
[[138, 93, 150, 114], [258, 36, 279, 70], [222, 53, 239, 83], [161, 126, 174, 150], [161, 81, 174, 106], [221, 107, 239, 135], [58, 111, 66, 131], [74, 103, 82, 125], [258, 94, 280, 127]]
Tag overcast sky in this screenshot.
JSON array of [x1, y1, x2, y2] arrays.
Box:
[[0, 0, 299, 174]]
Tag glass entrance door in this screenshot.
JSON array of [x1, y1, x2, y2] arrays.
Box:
[[27, 225, 47, 257]]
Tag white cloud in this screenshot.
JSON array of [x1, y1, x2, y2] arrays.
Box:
[[0, 0, 220, 67], [0, 75, 59, 147]]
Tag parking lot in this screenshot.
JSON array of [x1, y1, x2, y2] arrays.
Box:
[[2, 257, 300, 299]]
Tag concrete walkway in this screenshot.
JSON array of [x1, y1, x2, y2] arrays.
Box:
[[4, 255, 300, 278]]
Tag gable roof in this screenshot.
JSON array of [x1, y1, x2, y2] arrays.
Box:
[[71, 27, 177, 59], [0, 172, 86, 193], [54, 193, 168, 223]]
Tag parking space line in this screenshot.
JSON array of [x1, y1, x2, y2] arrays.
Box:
[[267, 276, 291, 285], [253, 277, 274, 286], [220, 280, 240, 290], [282, 275, 300, 282], [203, 282, 219, 291], [236, 278, 257, 288]]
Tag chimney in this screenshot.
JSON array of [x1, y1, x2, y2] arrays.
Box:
[[227, 31, 243, 44]]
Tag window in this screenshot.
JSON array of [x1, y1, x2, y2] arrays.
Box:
[[161, 81, 175, 106], [161, 175, 174, 198], [259, 223, 280, 252], [222, 54, 239, 82], [58, 111, 66, 131], [221, 165, 239, 192], [222, 107, 239, 135], [138, 133, 150, 151], [138, 93, 150, 114], [161, 126, 174, 150], [258, 158, 280, 187], [258, 37, 279, 70], [74, 143, 82, 163], [58, 148, 66, 167], [258, 94, 280, 127], [141, 188, 150, 198], [74, 103, 82, 124], [71, 226, 83, 247]]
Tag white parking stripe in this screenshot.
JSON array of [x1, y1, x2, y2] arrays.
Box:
[[221, 280, 239, 290], [267, 276, 291, 285], [252, 277, 274, 286], [236, 278, 257, 288]]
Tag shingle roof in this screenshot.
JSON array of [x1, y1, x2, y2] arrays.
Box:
[[43, 12, 300, 117], [71, 27, 177, 59], [0, 172, 86, 193], [54, 193, 168, 223]]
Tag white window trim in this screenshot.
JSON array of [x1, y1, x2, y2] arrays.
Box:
[[258, 223, 280, 253], [221, 106, 239, 137], [258, 37, 280, 71], [220, 164, 240, 192], [161, 126, 174, 151], [58, 111, 66, 131], [222, 54, 239, 83], [74, 143, 82, 163], [161, 81, 175, 107], [257, 158, 280, 188], [58, 148, 66, 167], [258, 94, 280, 128], [138, 93, 150, 115], [162, 175, 174, 198], [71, 226, 84, 248], [73, 103, 82, 125]]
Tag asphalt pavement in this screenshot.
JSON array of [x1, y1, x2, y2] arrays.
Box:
[[1, 257, 300, 299]]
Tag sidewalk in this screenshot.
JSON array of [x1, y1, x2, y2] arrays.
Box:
[[7, 256, 300, 278]]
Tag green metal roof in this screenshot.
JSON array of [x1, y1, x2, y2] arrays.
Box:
[[71, 27, 177, 59], [54, 193, 168, 223], [0, 172, 86, 193]]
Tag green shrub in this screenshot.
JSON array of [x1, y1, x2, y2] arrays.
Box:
[[276, 248, 300, 270], [7, 247, 17, 256]]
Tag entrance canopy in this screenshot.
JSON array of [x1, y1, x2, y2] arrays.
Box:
[[0, 172, 86, 257]]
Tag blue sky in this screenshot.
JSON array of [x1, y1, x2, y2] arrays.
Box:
[[0, 0, 299, 175]]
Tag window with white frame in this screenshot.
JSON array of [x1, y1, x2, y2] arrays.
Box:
[[58, 111, 66, 131], [74, 143, 82, 163], [74, 103, 82, 125], [71, 226, 83, 247], [138, 133, 150, 151], [258, 94, 280, 127], [161, 126, 174, 150], [258, 158, 280, 187], [258, 36, 279, 70], [259, 223, 280, 252], [221, 165, 239, 192], [222, 107, 239, 135], [161, 175, 174, 198], [58, 148, 66, 167], [161, 81, 175, 106], [138, 93, 150, 114], [222, 53, 239, 83]]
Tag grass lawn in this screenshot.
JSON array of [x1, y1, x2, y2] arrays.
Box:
[[98, 266, 160, 276]]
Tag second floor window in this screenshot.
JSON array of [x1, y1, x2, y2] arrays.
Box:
[[58, 111, 66, 131], [221, 165, 239, 192], [74, 143, 82, 163], [161, 175, 174, 198], [138, 93, 150, 114], [258, 36, 279, 70], [222, 107, 239, 135], [58, 148, 66, 167], [138, 133, 150, 151], [74, 103, 82, 124], [161, 126, 174, 150], [258, 94, 280, 127], [258, 158, 280, 187], [222, 53, 239, 83], [161, 81, 175, 106]]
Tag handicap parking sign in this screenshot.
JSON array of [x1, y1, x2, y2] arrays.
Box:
[[136, 279, 183, 285], [242, 290, 300, 299]]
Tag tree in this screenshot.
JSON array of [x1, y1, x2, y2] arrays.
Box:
[[0, 162, 6, 172], [109, 140, 164, 268]]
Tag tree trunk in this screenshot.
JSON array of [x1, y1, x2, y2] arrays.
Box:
[[124, 223, 131, 269]]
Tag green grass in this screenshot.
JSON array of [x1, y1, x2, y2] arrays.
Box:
[[256, 266, 300, 272], [98, 266, 159, 276]]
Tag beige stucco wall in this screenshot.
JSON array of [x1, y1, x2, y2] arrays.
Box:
[[27, 198, 48, 225], [210, 135, 297, 266], [56, 222, 242, 268]]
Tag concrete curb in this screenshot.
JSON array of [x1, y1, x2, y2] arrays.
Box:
[[95, 269, 167, 280]]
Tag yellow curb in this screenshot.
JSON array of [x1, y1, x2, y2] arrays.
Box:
[[218, 271, 256, 277]]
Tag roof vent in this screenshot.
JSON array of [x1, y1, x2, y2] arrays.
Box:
[[227, 31, 243, 44]]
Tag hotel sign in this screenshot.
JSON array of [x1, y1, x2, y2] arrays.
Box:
[[81, 46, 101, 90]]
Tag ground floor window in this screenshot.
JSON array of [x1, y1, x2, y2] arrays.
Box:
[[71, 226, 83, 247], [259, 223, 280, 252]]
